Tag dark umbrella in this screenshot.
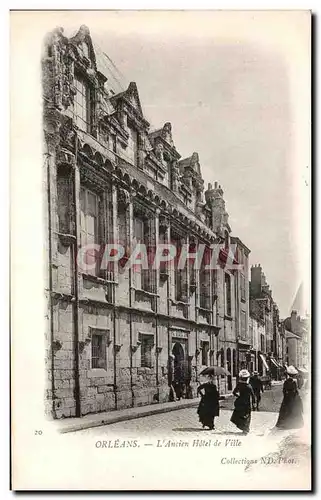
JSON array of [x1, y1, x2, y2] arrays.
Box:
[[200, 366, 231, 377]]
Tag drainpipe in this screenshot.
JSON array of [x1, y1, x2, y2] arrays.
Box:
[[72, 133, 81, 417], [128, 200, 134, 407], [235, 270, 240, 379], [154, 214, 159, 398], [45, 146, 57, 419], [112, 290, 118, 410]]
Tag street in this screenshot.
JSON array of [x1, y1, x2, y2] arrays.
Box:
[[75, 383, 297, 437], [68, 382, 310, 490], [221, 381, 283, 413]]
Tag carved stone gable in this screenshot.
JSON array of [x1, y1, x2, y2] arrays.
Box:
[[161, 122, 174, 148], [126, 82, 144, 116]]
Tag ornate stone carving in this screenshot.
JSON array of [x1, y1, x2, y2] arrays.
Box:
[[195, 178, 204, 195], [59, 115, 76, 150], [159, 215, 169, 231], [52, 37, 76, 110], [170, 160, 180, 192], [162, 122, 174, 147], [118, 188, 131, 208], [155, 142, 164, 161], [43, 107, 61, 145], [56, 147, 76, 168], [51, 340, 62, 352]]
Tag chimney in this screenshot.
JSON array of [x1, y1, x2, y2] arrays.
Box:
[[250, 264, 263, 298]]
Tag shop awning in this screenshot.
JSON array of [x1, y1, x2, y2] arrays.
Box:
[[259, 354, 269, 370]]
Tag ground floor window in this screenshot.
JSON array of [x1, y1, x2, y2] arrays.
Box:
[[201, 341, 210, 366], [140, 334, 154, 368], [91, 333, 107, 369]]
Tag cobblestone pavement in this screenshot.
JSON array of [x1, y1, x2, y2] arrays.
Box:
[[221, 382, 283, 413], [75, 383, 309, 440], [70, 383, 310, 491], [76, 404, 279, 438]]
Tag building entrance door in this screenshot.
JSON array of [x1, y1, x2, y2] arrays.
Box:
[[172, 341, 187, 400]]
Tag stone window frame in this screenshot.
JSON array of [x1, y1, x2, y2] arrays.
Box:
[[212, 268, 218, 305], [199, 246, 211, 310], [224, 272, 232, 317], [200, 340, 210, 367], [80, 184, 104, 278], [127, 123, 139, 167], [240, 310, 247, 339], [133, 206, 154, 294], [171, 231, 188, 303], [56, 163, 74, 236], [240, 272, 246, 302], [73, 71, 93, 133], [90, 327, 111, 371], [138, 332, 155, 369]]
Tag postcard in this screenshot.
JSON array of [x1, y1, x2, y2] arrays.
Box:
[[11, 9, 311, 491]]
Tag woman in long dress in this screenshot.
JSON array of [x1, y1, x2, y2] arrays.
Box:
[[230, 369, 255, 435], [275, 365, 304, 430], [197, 376, 220, 430]]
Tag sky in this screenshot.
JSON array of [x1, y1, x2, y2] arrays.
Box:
[[57, 10, 310, 318]]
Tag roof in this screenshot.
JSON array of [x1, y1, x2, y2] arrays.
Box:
[[91, 37, 127, 96], [178, 153, 201, 175], [149, 123, 177, 152], [230, 236, 251, 255]]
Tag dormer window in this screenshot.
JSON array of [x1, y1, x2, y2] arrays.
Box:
[[128, 126, 138, 166], [73, 72, 92, 133]]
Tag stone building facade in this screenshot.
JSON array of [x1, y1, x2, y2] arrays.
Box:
[[249, 264, 285, 378], [43, 25, 253, 419], [284, 311, 309, 369], [249, 314, 267, 375]]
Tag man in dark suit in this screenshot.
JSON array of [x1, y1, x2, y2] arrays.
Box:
[[249, 371, 264, 410]]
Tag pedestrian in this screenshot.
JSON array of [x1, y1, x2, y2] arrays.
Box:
[[197, 375, 220, 430], [275, 365, 304, 430], [249, 371, 264, 411], [173, 360, 185, 401], [230, 369, 255, 435]]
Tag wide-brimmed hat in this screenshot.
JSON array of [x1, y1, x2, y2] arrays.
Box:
[[286, 365, 298, 376], [239, 369, 250, 378]]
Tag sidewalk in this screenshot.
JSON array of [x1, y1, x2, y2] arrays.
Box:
[[54, 397, 200, 434], [53, 392, 235, 434], [54, 383, 286, 434]]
